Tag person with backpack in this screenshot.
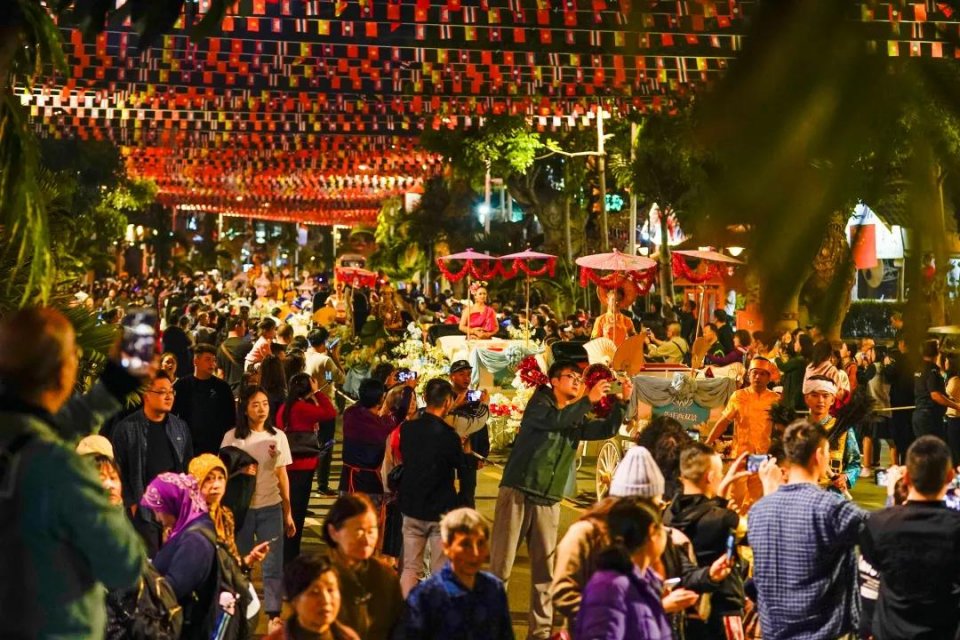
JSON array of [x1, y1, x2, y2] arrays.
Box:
[[140, 472, 218, 640], [0, 307, 145, 638]]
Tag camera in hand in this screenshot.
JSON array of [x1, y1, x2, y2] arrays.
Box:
[[466, 389, 482, 402], [746, 454, 769, 473], [607, 380, 623, 395], [397, 370, 417, 383]]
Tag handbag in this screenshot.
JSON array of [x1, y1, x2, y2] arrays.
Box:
[[386, 463, 404, 492], [286, 430, 322, 457]]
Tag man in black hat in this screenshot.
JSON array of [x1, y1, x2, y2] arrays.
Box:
[[446, 360, 490, 508]]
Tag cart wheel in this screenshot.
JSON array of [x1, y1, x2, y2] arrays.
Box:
[[575, 440, 587, 470], [595, 440, 622, 500]]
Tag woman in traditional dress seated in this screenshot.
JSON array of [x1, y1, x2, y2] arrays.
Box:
[[458, 283, 498, 339], [591, 282, 636, 349]]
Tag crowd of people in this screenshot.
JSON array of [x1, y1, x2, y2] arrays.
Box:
[[5, 264, 960, 640]]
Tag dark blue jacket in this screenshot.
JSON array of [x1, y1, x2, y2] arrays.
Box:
[[110, 409, 193, 508], [402, 563, 513, 639]]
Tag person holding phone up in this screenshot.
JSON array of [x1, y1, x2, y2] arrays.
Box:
[[446, 360, 491, 508]]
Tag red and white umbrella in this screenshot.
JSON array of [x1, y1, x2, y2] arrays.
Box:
[[436, 248, 500, 282], [501, 249, 559, 345], [438, 248, 499, 261], [673, 249, 745, 265], [576, 249, 657, 272]]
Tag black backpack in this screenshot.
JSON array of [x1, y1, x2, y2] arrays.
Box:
[[189, 525, 254, 640], [110, 563, 183, 640]]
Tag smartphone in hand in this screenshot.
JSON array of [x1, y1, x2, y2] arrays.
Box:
[[120, 309, 156, 376]]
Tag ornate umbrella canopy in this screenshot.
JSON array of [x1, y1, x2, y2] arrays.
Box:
[[500, 249, 558, 278], [576, 250, 656, 272], [437, 248, 499, 282], [576, 249, 658, 295], [673, 249, 745, 265]]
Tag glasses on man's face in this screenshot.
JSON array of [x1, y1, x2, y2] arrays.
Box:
[[145, 389, 176, 397], [560, 373, 583, 384]]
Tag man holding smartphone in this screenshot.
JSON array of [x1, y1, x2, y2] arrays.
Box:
[[446, 360, 490, 508]]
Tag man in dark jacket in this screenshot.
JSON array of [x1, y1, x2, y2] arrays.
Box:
[[714, 309, 735, 354], [399, 378, 467, 596], [0, 307, 144, 638], [912, 339, 960, 441], [490, 359, 632, 639], [665, 443, 747, 640], [112, 370, 193, 556], [172, 343, 235, 454], [216, 316, 252, 396], [161, 314, 194, 379], [884, 338, 915, 464], [860, 436, 960, 640]]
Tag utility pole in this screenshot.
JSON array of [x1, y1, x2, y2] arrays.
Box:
[[597, 103, 609, 250], [484, 161, 492, 234]]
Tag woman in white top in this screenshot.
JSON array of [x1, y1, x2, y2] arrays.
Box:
[[944, 354, 960, 466], [221, 384, 295, 622]]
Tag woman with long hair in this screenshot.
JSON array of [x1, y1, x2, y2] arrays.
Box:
[[276, 372, 337, 564], [945, 354, 960, 466], [221, 385, 295, 623], [576, 498, 672, 640], [323, 495, 403, 640], [159, 352, 179, 384], [259, 354, 288, 421]]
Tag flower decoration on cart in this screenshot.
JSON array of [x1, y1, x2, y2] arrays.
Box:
[[391, 323, 451, 393], [487, 355, 547, 451]]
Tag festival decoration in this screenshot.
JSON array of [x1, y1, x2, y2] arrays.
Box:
[[23, 0, 755, 217], [334, 266, 379, 288], [516, 355, 549, 388], [437, 248, 501, 282], [670, 252, 724, 284], [583, 363, 617, 418]]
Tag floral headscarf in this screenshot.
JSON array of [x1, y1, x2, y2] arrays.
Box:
[[140, 473, 209, 542]]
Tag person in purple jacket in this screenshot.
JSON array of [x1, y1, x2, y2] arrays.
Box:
[[576, 498, 672, 640]]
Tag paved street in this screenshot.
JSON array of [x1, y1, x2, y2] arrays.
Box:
[[290, 438, 891, 638]]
